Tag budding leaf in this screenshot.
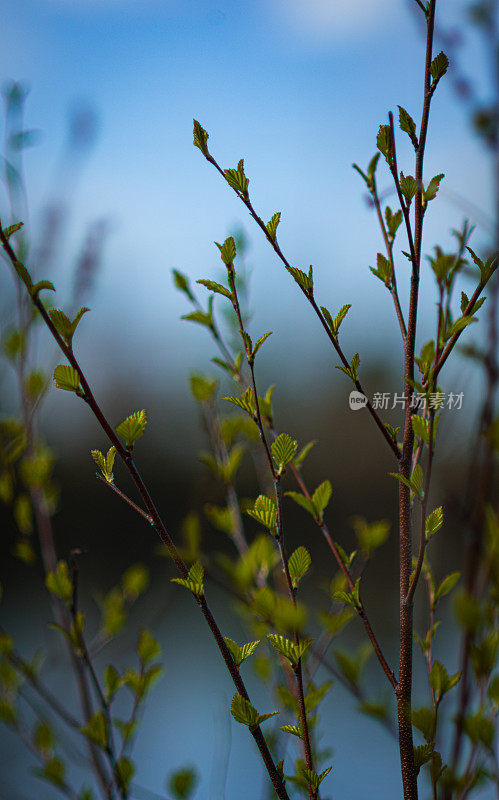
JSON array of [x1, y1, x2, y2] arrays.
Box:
[[430, 51, 449, 85], [216, 236, 237, 266], [286, 265, 313, 294], [423, 173, 444, 203], [224, 159, 249, 195], [196, 279, 232, 300], [271, 433, 298, 471], [266, 212, 281, 241], [376, 125, 393, 167], [193, 119, 209, 157], [425, 507, 444, 541], [398, 105, 418, 149], [247, 495, 277, 533], [53, 365, 81, 394], [91, 446, 116, 482], [116, 409, 147, 450], [171, 561, 205, 596], [231, 693, 278, 728], [267, 633, 311, 666], [288, 546, 311, 588], [224, 637, 260, 668]]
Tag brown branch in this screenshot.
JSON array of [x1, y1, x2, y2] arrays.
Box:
[[0, 225, 290, 800]]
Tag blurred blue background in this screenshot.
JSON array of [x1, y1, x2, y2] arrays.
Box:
[[0, 0, 495, 798]]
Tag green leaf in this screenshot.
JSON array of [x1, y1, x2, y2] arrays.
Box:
[[466, 247, 497, 283], [398, 105, 418, 149], [116, 409, 147, 450], [193, 119, 209, 157], [172, 269, 195, 301], [423, 173, 444, 203], [321, 303, 352, 340], [464, 712, 494, 749], [223, 637, 260, 668], [288, 547, 311, 588], [414, 743, 435, 774], [429, 660, 461, 702], [116, 757, 135, 791], [280, 724, 302, 738], [370, 253, 391, 287], [412, 706, 435, 742], [169, 768, 198, 799], [267, 633, 311, 666], [385, 207, 403, 239], [33, 721, 54, 753], [224, 159, 249, 195], [444, 315, 476, 341], [332, 578, 361, 610], [137, 629, 161, 664], [389, 464, 423, 501], [122, 563, 149, 598], [400, 172, 418, 203], [336, 352, 360, 383], [38, 757, 66, 786], [285, 490, 317, 518], [171, 561, 205, 597], [376, 125, 393, 166], [266, 212, 281, 241], [3, 221, 24, 240], [103, 665, 122, 700], [224, 386, 255, 417], [247, 495, 277, 532], [216, 236, 237, 265], [271, 433, 298, 471], [31, 279, 55, 298], [45, 561, 73, 603], [230, 693, 278, 727], [53, 365, 81, 394], [286, 265, 313, 294], [425, 507, 444, 541], [80, 711, 108, 748], [312, 480, 332, 515], [196, 279, 232, 300], [91, 446, 116, 482], [182, 310, 214, 330], [351, 517, 390, 554], [430, 51, 449, 84], [13, 260, 33, 290], [434, 571, 460, 604], [252, 331, 272, 360], [189, 374, 218, 402], [293, 440, 316, 468], [454, 591, 482, 633], [49, 307, 89, 346], [411, 414, 430, 445]]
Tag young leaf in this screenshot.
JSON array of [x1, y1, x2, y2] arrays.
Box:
[[335, 352, 360, 383], [400, 173, 418, 204], [224, 387, 255, 417], [293, 440, 316, 468], [332, 578, 361, 610], [224, 159, 249, 195], [285, 491, 317, 519], [91, 446, 116, 482], [171, 562, 205, 596], [267, 633, 311, 666], [196, 279, 232, 300], [45, 561, 73, 603], [80, 711, 108, 748], [425, 507, 444, 541], [223, 637, 260, 668], [115, 409, 147, 450], [312, 480, 332, 515], [280, 724, 302, 738], [193, 119, 210, 157], [286, 265, 313, 294], [251, 331, 272, 360], [266, 212, 281, 241], [370, 253, 391, 287], [230, 693, 278, 727], [434, 571, 460, 604], [376, 125, 393, 166], [216, 236, 237, 265], [247, 495, 277, 532], [423, 173, 444, 203], [288, 546, 311, 588], [53, 365, 81, 394], [398, 105, 418, 149], [321, 303, 352, 339], [271, 433, 298, 471], [430, 51, 449, 85]]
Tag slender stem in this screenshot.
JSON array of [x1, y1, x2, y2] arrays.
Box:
[[227, 264, 317, 798], [0, 228, 290, 800], [371, 175, 407, 343], [96, 475, 153, 524], [202, 153, 401, 460]]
